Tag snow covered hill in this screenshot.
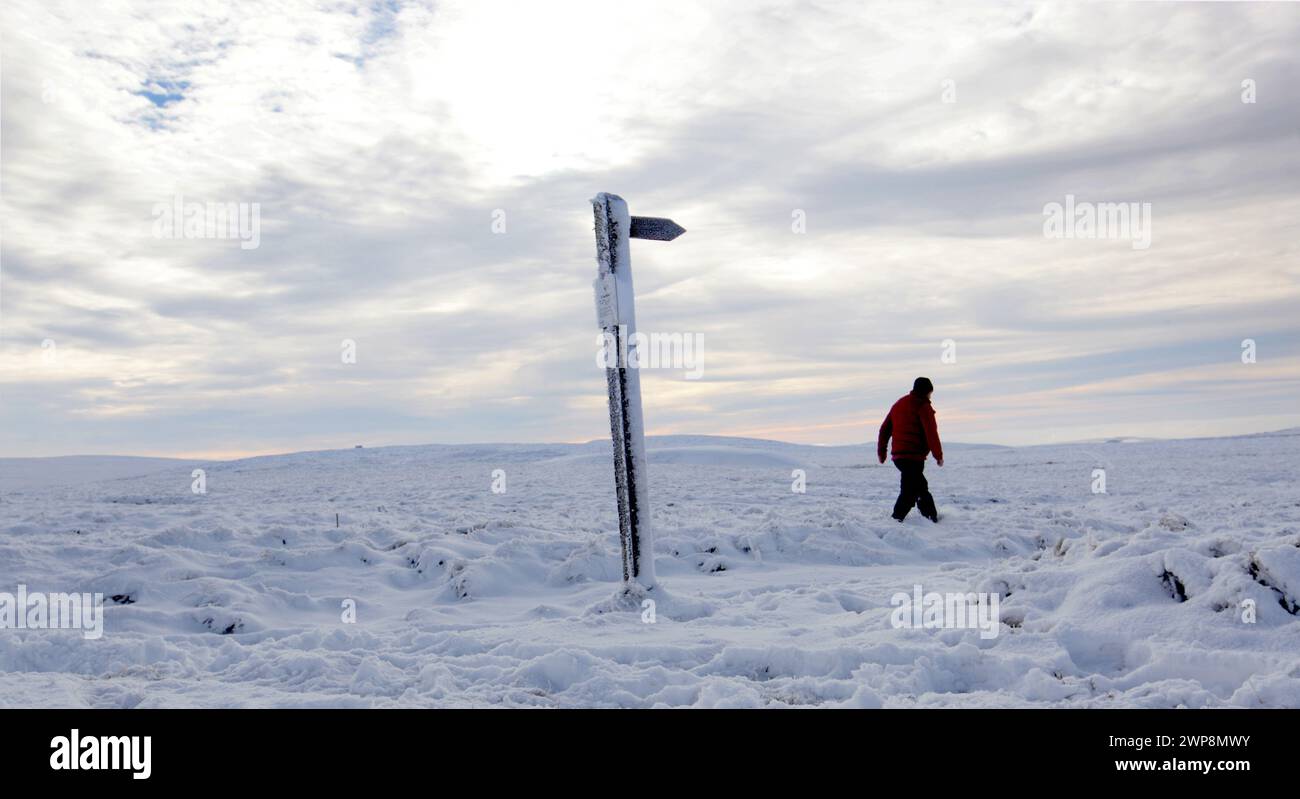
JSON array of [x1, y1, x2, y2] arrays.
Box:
[[0, 455, 186, 490], [1, 432, 1297, 707]]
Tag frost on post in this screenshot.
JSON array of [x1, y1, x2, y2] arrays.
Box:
[[592, 193, 656, 589]]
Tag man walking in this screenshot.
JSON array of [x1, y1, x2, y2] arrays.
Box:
[[878, 377, 943, 522]]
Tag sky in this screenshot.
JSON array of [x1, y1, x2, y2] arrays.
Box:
[[1, 0, 1298, 459]]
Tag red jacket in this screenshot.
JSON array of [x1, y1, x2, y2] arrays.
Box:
[[878, 393, 943, 462]]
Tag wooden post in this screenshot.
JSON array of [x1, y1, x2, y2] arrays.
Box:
[[591, 193, 685, 590]]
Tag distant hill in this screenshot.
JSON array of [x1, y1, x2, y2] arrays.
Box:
[[0, 455, 188, 491], [6, 428, 1297, 491]]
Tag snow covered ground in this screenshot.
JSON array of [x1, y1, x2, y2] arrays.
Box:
[[1, 431, 1298, 708]]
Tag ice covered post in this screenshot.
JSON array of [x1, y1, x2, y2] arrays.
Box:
[[591, 193, 685, 591]]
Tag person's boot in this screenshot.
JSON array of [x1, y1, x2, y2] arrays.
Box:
[[891, 497, 911, 522], [918, 496, 939, 523]]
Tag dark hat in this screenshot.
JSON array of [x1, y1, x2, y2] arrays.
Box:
[[912, 376, 934, 395]]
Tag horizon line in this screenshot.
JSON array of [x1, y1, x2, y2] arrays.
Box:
[[3, 426, 1296, 465]]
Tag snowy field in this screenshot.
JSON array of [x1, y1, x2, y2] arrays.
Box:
[[1, 431, 1298, 708]]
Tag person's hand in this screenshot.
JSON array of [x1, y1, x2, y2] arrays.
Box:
[[936, 457, 944, 467], [878, 454, 886, 464]]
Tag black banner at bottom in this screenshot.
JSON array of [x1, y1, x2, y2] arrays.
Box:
[[1, 708, 1290, 787]]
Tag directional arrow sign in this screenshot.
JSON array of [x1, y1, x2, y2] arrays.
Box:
[[629, 216, 686, 241]]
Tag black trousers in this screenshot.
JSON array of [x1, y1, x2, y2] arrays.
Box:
[[892, 459, 937, 520]]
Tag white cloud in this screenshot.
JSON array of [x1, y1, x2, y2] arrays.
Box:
[[2, 0, 1298, 456]]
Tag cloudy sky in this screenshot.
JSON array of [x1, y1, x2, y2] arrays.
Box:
[[2, 0, 1298, 459]]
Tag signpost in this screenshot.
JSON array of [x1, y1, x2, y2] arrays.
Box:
[[591, 193, 685, 591]]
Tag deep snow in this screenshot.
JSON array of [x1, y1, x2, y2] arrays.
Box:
[[1, 432, 1297, 707]]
